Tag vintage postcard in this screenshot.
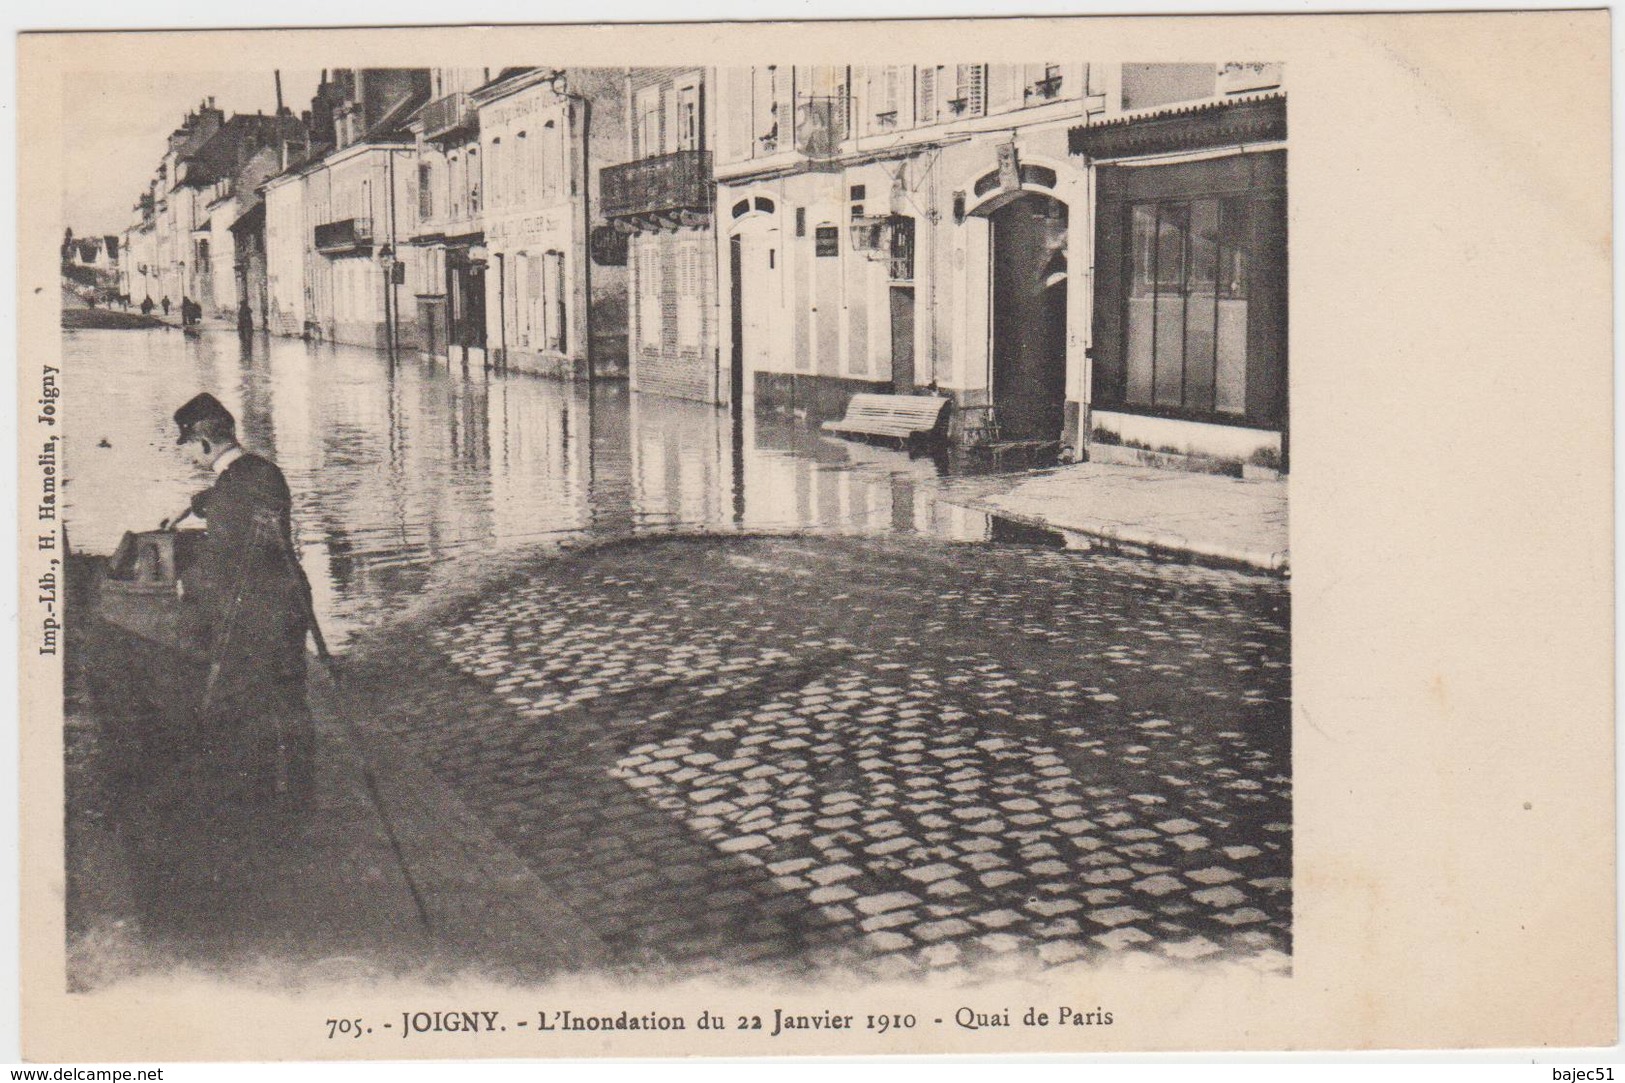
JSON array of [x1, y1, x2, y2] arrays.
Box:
[[15, 13, 1615, 1061]]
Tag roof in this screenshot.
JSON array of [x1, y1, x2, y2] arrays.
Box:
[[229, 200, 266, 235], [178, 113, 308, 188], [359, 88, 429, 144], [469, 67, 554, 107]]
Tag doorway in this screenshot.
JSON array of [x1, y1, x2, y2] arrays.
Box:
[[729, 222, 779, 405], [890, 286, 915, 393], [989, 193, 1068, 442], [730, 234, 744, 414]]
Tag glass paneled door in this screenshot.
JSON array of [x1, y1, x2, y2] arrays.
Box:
[[1125, 196, 1251, 415]]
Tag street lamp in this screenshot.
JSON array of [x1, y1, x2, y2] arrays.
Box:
[[378, 244, 398, 357]]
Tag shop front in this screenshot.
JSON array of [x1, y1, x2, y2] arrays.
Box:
[[1073, 94, 1287, 474]]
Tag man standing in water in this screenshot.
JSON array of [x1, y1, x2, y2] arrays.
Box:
[[168, 392, 314, 806]]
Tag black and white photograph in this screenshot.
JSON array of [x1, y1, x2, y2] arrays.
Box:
[[15, 13, 1614, 1063], [59, 56, 1291, 990]]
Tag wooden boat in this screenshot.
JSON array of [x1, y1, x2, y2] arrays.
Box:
[[68, 527, 314, 808], [69, 529, 211, 723]]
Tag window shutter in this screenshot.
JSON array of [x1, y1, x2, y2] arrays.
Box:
[[724, 68, 752, 162], [986, 64, 1015, 111], [916, 66, 937, 124], [956, 64, 985, 116]]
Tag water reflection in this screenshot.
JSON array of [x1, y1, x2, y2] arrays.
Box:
[[62, 329, 998, 643]]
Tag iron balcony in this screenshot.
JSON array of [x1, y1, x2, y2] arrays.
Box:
[[313, 217, 373, 255], [600, 150, 714, 221]]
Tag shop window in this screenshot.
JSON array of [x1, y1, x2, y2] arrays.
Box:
[[1125, 196, 1251, 415]]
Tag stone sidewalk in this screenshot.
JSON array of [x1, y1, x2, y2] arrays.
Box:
[[68, 642, 610, 989], [940, 462, 1288, 574]]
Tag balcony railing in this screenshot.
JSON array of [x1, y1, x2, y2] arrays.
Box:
[[313, 217, 373, 255], [422, 91, 477, 143], [600, 150, 713, 220]]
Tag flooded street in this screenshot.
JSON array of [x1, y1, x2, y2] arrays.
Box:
[[62, 326, 1291, 986], [62, 328, 994, 643]]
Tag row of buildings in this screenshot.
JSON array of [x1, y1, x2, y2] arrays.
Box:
[[120, 62, 1288, 472]]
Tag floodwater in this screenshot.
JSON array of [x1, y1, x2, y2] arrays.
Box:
[[61, 329, 1005, 643]]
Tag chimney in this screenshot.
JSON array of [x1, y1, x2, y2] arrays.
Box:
[[275, 70, 284, 114]]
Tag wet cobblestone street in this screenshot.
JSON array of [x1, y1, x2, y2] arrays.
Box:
[[352, 533, 1291, 982]]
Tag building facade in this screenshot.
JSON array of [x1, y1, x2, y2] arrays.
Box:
[[405, 68, 493, 364], [601, 67, 721, 403], [474, 67, 628, 380], [1071, 64, 1287, 472], [260, 68, 431, 348], [714, 62, 1287, 472], [135, 102, 225, 308], [174, 112, 310, 322], [263, 163, 314, 336]]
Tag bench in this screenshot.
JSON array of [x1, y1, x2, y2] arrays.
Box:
[[821, 393, 952, 447]]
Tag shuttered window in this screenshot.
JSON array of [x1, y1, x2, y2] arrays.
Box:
[[677, 242, 701, 349], [916, 65, 939, 125], [547, 251, 567, 353], [638, 241, 661, 351], [985, 64, 1017, 112], [952, 65, 984, 117]]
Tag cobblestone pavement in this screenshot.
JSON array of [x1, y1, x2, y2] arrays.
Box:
[[352, 534, 1291, 982]]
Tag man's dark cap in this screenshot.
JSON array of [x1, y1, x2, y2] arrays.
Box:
[[174, 392, 235, 444]]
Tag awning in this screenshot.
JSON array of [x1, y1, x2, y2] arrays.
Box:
[[1069, 92, 1285, 161]]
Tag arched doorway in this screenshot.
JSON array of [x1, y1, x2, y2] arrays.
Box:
[[988, 192, 1068, 443], [727, 196, 779, 414]]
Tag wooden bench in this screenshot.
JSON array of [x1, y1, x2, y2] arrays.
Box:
[[821, 393, 952, 447]]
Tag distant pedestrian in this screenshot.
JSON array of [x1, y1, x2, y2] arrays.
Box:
[[161, 295, 171, 316], [237, 300, 253, 337], [140, 296, 154, 316]]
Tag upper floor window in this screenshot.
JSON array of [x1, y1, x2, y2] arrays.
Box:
[[514, 131, 529, 205], [418, 162, 433, 219], [543, 120, 565, 200], [676, 83, 702, 151], [1024, 63, 1064, 102], [870, 66, 902, 130], [948, 65, 985, 117], [636, 86, 663, 158], [916, 65, 943, 126], [489, 137, 502, 209], [755, 66, 782, 153]]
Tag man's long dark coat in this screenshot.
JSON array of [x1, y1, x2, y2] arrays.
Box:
[[187, 451, 312, 802]]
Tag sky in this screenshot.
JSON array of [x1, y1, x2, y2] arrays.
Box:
[[60, 68, 322, 240]]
